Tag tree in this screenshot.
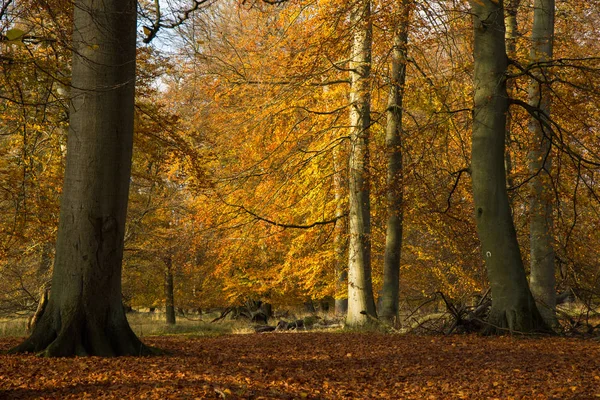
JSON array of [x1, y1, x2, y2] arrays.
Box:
[[10, 0, 152, 356], [333, 143, 349, 315], [504, 0, 521, 201], [379, 0, 411, 323], [346, 0, 376, 326], [470, 0, 547, 334], [527, 0, 558, 327], [164, 254, 176, 325], [0, 0, 68, 319]]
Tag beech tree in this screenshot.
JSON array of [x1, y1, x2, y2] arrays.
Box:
[[10, 0, 151, 356], [333, 145, 349, 315], [346, 0, 377, 326], [504, 0, 521, 198], [470, 0, 547, 333], [527, 0, 558, 327], [379, 0, 411, 323]]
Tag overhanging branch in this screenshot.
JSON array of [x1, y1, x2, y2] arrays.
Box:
[[222, 198, 346, 229]]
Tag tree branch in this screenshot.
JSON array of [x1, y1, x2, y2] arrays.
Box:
[[222, 199, 346, 229]]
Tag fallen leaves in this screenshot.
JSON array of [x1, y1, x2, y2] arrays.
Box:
[[1, 333, 599, 399]]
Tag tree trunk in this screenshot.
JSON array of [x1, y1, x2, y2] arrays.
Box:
[[504, 0, 521, 206], [10, 0, 152, 356], [380, 0, 410, 323], [332, 145, 348, 315], [470, 0, 547, 334], [528, 0, 557, 328], [346, 0, 377, 326], [165, 255, 176, 325]]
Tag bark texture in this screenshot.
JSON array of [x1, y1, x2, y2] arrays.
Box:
[[379, 0, 410, 322], [528, 0, 557, 328], [470, 0, 547, 334], [346, 0, 376, 326], [504, 0, 521, 204], [10, 0, 152, 356], [332, 145, 348, 315]]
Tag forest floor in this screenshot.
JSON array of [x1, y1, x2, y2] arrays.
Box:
[[1, 332, 599, 399]]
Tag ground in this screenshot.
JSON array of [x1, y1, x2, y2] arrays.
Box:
[[1, 333, 599, 399]]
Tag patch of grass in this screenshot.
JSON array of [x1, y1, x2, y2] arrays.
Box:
[[1, 311, 347, 339], [127, 312, 244, 337], [0, 312, 244, 339], [0, 318, 28, 338]]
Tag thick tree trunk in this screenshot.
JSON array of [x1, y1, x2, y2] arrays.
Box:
[[10, 0, 152, 356], [346, 0, 376, 326], [379, 0, 410, 323], [165, 256, 176, 325], [528, 0, 557, 328], [470, 0, 547, 334], [332, 145, 348, 315]]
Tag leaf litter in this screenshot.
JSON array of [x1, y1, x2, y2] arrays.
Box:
[[1, 333, 599, 399]]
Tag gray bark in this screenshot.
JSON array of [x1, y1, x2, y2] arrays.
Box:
[[380, 0, 410, 323], [504, 0, 521, 201], [11, 0, 152, 356], [165, 255, 176, 325], [470, 0, 547, 334], [528, 0, 557, 328], [346, 0, 376, 326], [332, 145, 348, 315]]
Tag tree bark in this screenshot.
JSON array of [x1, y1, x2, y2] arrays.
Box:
[[346, 0, 376, 326], [504, 0, 521, 205], [528, 0, 557, 328], [332, 145, 348, 315], [10, 0, 152, 356], [380, 0, 410, 323], [470, 0, 548, 334], [165, 255, 176, 325]]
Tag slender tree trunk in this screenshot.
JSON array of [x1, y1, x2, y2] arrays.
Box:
[[165, 255, 176, 325], [346, 0, 376, 326], [470, 0, 547, 334], [332, 145, 348, 315], [37, 242, 54, 278], [528, 0, 557, 328], [11, 0, 152, 356], [504, 0, 521, 205], [380, 0, 410, 323]]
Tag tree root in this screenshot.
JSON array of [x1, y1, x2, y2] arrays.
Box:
[[10, 304, 156, 357]]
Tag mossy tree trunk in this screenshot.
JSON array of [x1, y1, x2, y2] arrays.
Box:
[[346, 0, 377, 326], [470, 0, 548, 334], [380, 0, 410, 323], [10, 0, 152, 356]]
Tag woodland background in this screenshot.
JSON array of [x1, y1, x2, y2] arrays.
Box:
[[0, 0, 600, 332]]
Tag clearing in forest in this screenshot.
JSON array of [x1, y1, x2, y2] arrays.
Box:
[[1, 333, 599, 399]]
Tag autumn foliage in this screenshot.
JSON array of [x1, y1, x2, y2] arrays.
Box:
[[2, 0, 600, 342]]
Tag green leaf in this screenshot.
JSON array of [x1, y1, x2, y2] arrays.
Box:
[[7, 40, 26, 47], [5, 28, 26, 41]]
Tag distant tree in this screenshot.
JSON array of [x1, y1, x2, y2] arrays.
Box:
[[527, 0, 558, 328], [379, 0, 411, 323]]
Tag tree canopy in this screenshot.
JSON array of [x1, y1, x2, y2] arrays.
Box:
[[1, 0, 600, 351]]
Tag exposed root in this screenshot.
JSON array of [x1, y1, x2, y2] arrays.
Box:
[[10, 304, 156, 357]]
